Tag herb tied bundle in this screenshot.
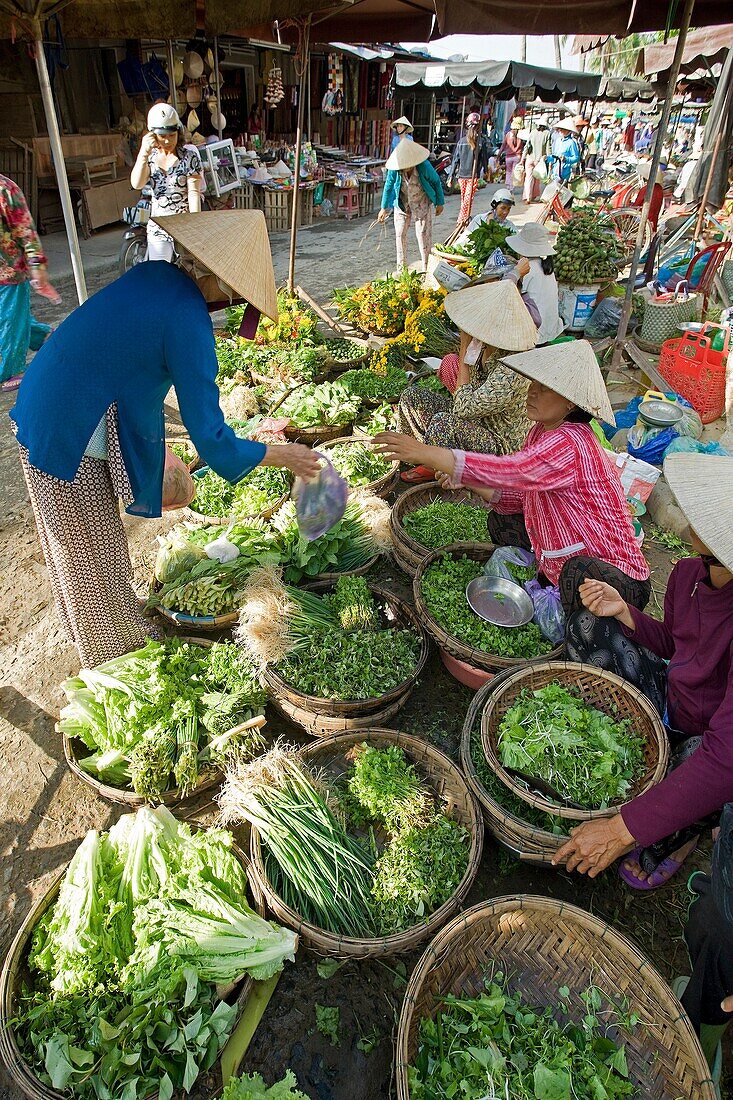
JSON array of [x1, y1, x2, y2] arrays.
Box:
[[497, 684, 647, 810], [402, 500, 490, 550], [409, 975, 638, 1100], [421, 554, 552, 660]]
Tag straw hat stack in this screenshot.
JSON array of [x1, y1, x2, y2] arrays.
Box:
[[501, 340, 615, 424], [385, 141, 430, 171], [444, 281, 537, 353], [664, 454, 733, 572], [161, 210, 279, 321]]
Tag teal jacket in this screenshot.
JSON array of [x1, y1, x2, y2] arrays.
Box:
[[380, 161, 445, 212]]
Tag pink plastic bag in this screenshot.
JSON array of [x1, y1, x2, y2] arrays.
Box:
[[162, 447, 195, 511]]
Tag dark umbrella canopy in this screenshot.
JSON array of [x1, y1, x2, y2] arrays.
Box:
[[687, 45, 733, 209], [434, 0, 733, 37]]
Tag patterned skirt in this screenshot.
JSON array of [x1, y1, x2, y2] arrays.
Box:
[[397, 385, 503, 453], [18, 407, 154, 668]]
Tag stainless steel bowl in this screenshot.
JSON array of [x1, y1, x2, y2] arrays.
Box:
[[638, 398, 684, 428], [677, 322, 705, 334], [466, 576, 534, 628]]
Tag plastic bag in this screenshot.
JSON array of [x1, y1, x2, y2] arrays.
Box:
[[294, 454, 348, 541], [483, 545, 536, 582], [666, 437, 731, 457], [584, 297, 623, 339], [626, 425, 679, 464], [525, 580, 566, 645], [162, 448, 195, 511]]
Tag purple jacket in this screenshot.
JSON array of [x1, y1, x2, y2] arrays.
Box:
[[620, 557, 733, 847]]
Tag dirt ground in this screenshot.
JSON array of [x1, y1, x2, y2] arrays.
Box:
[[0, 197, 728, 1098]]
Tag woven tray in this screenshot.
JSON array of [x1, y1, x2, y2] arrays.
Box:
[[321, 337, 371, 372], [460, 670, 569, 865], [249, 729, 483, 957], [320, 436, 399, 498], [0, 834, 266, 1100], [480, 660, 669, 822], [267, 689, 410, 737], [283, 422, 351, 445], [149, 576, 239, 632], [413, 544, 563, 673], [311, 553, 380, 585], [390, 483, 494, 576], [262, 581, 428, 720], [396, 897, 715, 1100]]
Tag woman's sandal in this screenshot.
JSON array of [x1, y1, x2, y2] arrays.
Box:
[[618, 845, 697, 892], [1, 374, 24, 392], [400, 465, 435, 484]]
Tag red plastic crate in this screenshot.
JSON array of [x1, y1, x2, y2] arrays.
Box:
[[658, 323, 729, 424]]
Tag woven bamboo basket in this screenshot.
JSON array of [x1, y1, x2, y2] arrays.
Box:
[[480, 661, 669, 823], [390, 483, 494, 576], [249, 729, 483, 957], [262, 582, 428, 724], [149, 576, 239, 632], [311, 553, 380, 585], [60, 637, 265, 807], [321, 337, 370, 372], [0, 835, 267, 1100], [320, 436, 399, 498], [186, 466, 290, 525], [460, 670, 570, 865], [396, 896, 716, 1100], [267, 688, 408, 736], [413, 545, 563, 674], [283, 422, 351, 444]]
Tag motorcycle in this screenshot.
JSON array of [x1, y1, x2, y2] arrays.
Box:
[[431, 146, 455, 192], [119, 188, 151, 275]]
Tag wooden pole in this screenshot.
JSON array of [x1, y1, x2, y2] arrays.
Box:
[[166, 40, 177, 107], [33, 27, 87, 303], [611, 0, 696, 370], [287, 16, 311, 295], [214, 37, 223, 140]]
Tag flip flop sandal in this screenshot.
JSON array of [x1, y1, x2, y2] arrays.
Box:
[[400, 465, 435, 484], [1, 374, 24, 392], [618, 846, 696, 892]]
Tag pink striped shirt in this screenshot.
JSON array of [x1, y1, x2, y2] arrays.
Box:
[[452, 422, 649, 586]]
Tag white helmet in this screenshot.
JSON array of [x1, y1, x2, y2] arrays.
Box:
[[147, 103, 182, 133], [491, 187, 515, 207]]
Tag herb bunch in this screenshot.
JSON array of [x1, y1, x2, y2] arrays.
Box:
[[403, 500, 490, 550]]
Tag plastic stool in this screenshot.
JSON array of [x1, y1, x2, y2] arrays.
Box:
[[335, 188, 360, 220]]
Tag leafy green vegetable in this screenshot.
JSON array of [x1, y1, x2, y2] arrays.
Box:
[[275, 381, 361, 429], [356, 401, 399, 435], [409, 976, 638, 1099], [326, 574, 378, 633], [465, 219, 512, 266], [497, 684, 646, 809], [469, 726, 569, 836], [339, 365, 409, 403], [276, 627, 420, 701], [222, 1071, 308, 1099], [371, 817, 468, 936], [323, 439, 393, 487], [315, 1004, 341, 1046], [57, 639, 266, 797], [191, 466, 290, 520], [421, 554, 553, 659], [348, 743, 433, 834], [403, 500, 490, 550], [19, 807, 297, 1100], [270, 499, 379, 583], [169, 440, 195, 465]]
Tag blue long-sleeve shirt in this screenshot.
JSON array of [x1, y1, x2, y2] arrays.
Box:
[[10, 262, 266, 518]]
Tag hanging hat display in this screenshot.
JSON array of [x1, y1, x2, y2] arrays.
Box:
[[183, 50, 204, 79], [187, 108, 200, 131], [186, 83, 202, 107], [172, 54, 184, 87], [211, 111, 226, 131], [265, 65, 285, 108]]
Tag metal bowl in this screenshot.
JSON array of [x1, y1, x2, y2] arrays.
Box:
[[677, 322, 705, 334], [466, 576, 534, 628], [638, 398, 684, 428]]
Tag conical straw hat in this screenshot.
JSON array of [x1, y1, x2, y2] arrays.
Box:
[[506, 222, 555, 258], [501, 340, 615, 424], [385, 140, 429, 171], [444, 280, 537, 352], [161, 210, 278, 321], [391, 115, 414, 132], [664, 454, 733, 572]]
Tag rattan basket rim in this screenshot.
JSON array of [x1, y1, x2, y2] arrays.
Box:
[[479, 659, 669, 821], [413, 544, 562, 672], [319, 436, 399, 497], [395, 895, 716, 1099], [0, 831, 264, 1100], [283, 422, 352, 443], [262, 582, 429, 716], [149, 575, 240, 631], [249, 728, 483, 957], [310, 553, 381, 584], [268, 691, 409, 737]]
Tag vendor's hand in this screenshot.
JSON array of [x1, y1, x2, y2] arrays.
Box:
[[31, 265, 49, 290], [263, 443, 321, 481], [514, 256, 530, 279], [435, 469, 463, 491], [435, 204, 444, 216], [553, 813, 636, 878], [580, 579, 631, 624], [377, 208, 390, 224], [372, 432, 434, 467], [722, 995, 733, 1014], [140, 131, 157, 157]]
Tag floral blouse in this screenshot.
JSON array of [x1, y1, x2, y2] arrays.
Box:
[[146, 145, 203, 236], [0, 174, 47, 285], [452, 349, 531, 455]]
